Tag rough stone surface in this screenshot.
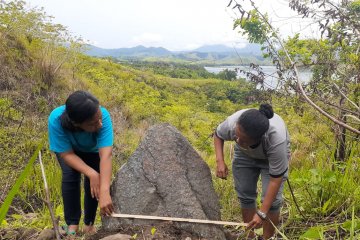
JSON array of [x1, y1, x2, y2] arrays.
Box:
[[99, 233, 132, 240], [103, 123, 226, 239]]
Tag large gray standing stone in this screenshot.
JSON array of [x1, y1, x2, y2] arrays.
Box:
[[103, 123, 226, 240]]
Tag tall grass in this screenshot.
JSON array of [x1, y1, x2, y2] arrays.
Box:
[[0, 140, 44, 225]]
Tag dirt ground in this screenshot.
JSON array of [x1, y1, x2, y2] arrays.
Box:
[[87, 223, 242, 240], [0, 223, 243, 240]]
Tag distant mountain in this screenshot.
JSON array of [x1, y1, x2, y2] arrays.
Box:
[[193, 44, 236, 53], [193, 44, 262, 55], [85, 45, 172, 57], [83, 43, 268, 65]]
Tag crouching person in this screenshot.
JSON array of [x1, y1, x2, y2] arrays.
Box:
[[213, 104, 290, 239], [48, 90, 114, 236]]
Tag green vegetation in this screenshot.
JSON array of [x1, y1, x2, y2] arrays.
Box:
[[117, 60, 219, 79], [88, 48, 272, 66], [0, 1, 359, 239], [217, 69, 238, 81], [116, 60, 242, 81], [138, 52, 271, 66]]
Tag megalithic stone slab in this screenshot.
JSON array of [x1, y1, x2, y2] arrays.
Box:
[[103, 123, 226, 239]]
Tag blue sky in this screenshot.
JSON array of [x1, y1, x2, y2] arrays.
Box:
[[26, 0, 314, 51]]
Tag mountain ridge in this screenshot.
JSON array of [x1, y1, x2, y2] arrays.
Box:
[[84, 43, 267, 65], [85, 43, 262, 57]]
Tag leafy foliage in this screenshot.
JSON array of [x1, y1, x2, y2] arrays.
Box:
[[217, 69, 238, 81], [119, 60, 218, 79], [233, 10, 271, 44]]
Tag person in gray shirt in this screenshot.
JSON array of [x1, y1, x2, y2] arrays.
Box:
[[214, 104, 290, 239]]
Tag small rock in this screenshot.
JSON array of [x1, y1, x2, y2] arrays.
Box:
[[36, 229, 55, 240], [99, 233, 132, 240], [185, 237, 192, 240]]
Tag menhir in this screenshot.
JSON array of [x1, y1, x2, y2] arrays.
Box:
[[103, 123, 226, 240]]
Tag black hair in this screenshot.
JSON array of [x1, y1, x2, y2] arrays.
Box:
[[236, 103, 274, 141], [60, 91, 99, 131]]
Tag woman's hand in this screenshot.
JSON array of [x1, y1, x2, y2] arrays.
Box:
[[247, 214, 263, 230], [89, 170, 100, 199], [99, 191, 114, 216], [216, 161, 229, 179]]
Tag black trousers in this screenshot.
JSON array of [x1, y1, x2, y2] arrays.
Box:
[[56, 151, 100, 226]]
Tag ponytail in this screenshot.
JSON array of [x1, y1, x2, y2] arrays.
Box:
[[60, 111, 77, 131], [259, 103, 274, 119]]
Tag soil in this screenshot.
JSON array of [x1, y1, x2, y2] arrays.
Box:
[[0, 223, 242, 240], [87, 223, 242, 240]]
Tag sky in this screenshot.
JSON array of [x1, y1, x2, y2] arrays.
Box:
[[26, 0, 315, 51]]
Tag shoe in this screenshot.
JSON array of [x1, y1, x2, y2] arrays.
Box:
[[61, 225, 76, 239]]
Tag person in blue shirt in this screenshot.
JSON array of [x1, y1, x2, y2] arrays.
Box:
[[48, 90, 114, 235]]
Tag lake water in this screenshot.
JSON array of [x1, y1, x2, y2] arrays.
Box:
[[205, 65, 312, 89]]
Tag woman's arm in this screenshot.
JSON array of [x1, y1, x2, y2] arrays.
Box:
[[59, 151, 100, 199], [247, 176, 283, 229], [260, 177, 283, 213], [99, 146, 114, 216], [214, 133, 228, 179]]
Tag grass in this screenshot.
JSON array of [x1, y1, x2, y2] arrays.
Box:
[[0, 140, 45, 225], [1, 50, 359, 239], [2, 108, 360, 239]]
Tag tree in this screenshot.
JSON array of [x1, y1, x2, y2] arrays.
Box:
[[229, 0, 360, 161], [217, 68, 238, 81], [0, 0, 83, 89]]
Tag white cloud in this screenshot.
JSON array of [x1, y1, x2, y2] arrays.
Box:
[[26, 0, 313, 50], [131, 33, 164, 47], [181, 43, 202, 51], [81, 39, 98, 46]]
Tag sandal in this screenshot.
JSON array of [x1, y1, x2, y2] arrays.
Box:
[[60, 225, 77, 239]]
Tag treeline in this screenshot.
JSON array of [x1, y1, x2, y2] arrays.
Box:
[[112, 59, 239, 81]]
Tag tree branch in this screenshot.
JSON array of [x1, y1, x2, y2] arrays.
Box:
[[247, 0, 360, 135], [332, 83, 360, 111]]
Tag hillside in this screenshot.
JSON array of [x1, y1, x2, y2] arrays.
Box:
[[1, 1, 359, 240]]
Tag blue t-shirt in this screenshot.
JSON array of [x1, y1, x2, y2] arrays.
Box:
[[48, 105, 113, 153]]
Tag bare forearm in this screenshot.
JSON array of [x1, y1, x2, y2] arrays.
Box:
[[260, 177, 282, 213], [99, 147, 112, 193], [60, 151, 96, 177], [214, 134, 225, 163]]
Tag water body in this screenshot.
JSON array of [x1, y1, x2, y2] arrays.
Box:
[[205, 65, 312, 89]]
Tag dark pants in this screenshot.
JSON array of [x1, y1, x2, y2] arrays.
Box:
[[232, 148, 287, 212], [56, 151, 100, 226]]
